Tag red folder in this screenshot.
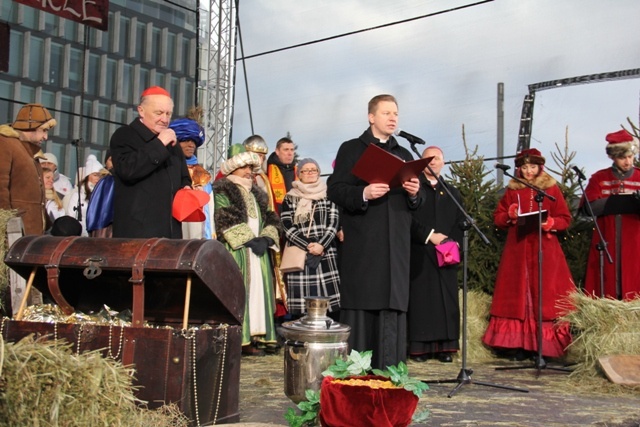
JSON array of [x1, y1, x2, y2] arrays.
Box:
[[351, 143, 433, 187]]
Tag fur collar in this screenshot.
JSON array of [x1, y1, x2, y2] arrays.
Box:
[[0, 124, 20, 138], [507, 171, 556, 190]]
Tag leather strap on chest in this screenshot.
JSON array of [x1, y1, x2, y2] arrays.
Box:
[[45, 236, 79, 315], [129, 238, 161, 327]]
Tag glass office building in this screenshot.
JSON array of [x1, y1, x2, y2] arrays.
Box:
[[0, 0, 198, 182]]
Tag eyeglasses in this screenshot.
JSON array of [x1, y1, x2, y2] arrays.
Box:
[[300, 169, 319, 174]]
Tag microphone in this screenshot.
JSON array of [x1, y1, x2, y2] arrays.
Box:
[[572, 165, 587, 181], [495, 163, 511, 171], [393, 129, 426, 145]]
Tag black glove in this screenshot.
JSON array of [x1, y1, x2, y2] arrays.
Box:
[[305, 254, 322, 271], [244, 237, 273, 256]]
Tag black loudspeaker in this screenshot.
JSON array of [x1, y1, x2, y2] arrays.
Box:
[[0, 22, 9, 73]]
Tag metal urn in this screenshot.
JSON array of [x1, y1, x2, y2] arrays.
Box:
[[279, 297, 350, 403]]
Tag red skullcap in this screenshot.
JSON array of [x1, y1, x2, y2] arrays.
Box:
[[141, 86, 170, 98], [172, 188, 210, 222]]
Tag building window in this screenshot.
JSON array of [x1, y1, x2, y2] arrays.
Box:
[[151, 27, 161, 64], [68, 47, 83, 91], [87, 53, 100, 96], [135, 21, 146, 59], [28, 36, 44, 83], [105, 58, 117, 100], [60, 95, 74, 139], [123, 63, 134, 104], [49, 42, 64, 86], [139, 67, 149, 92], [119, 16, 130, 56], [166, 32, 176, 70], [8, 30, 23, 77]]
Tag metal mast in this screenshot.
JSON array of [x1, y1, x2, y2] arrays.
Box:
[[199, 0, 237, 172]]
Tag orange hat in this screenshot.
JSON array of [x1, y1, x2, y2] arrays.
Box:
[[140, 86, 170, 98], [12, 104, 57, 131], [605, 129, 639, 158], [172, 188, 210, 222]]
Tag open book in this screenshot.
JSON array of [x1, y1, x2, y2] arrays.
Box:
[[516, 194, 548, 235], [351, 143, 433, 188]]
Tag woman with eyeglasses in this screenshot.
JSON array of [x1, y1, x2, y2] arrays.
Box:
[[280, 158, 341, 319]]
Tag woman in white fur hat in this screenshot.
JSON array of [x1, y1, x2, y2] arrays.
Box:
[[63, 154, 105, 236]]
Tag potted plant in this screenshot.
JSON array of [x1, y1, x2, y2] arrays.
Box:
[[285, 350, 429, 427]]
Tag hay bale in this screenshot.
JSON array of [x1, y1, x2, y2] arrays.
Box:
[[461, 289, 495, 362], [0, 209, 18, 312], [0, 335, 189, 427], [562, 292, 640, 385]]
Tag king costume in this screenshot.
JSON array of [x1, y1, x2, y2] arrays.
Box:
[[214, 174, 282, 349]]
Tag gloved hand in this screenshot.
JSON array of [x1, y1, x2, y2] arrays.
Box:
[[244, 237, 274, 256], [508, 203, 519, 220], [305, 254, 322, 271], [541, 217, 555, 232]]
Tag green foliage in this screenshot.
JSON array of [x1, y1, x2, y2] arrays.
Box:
[[372, 361, 430, 398], [284, 390, 320, 427], [446, 128, 505, 294], [321, 349, 371, 378]]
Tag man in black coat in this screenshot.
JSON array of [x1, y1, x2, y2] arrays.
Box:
[[327, 94, 422, 370], [109, 86, 191, 238], [408, 146, 464, 363]]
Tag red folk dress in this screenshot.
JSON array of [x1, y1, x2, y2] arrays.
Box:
[[482, 172, 575, 357], [582, 166, 640, 300]]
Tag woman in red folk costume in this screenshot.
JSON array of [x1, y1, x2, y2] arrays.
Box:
[[582, 129, 640, 300], [483, 149, 576, 360]]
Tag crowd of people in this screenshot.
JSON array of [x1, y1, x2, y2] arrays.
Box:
[[2, 89, 640, 367]]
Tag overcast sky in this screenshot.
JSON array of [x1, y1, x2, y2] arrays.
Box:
[[231, 0, 640, 181]]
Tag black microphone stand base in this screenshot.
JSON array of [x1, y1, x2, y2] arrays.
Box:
[[496, 355, 573, 378], [423, 366, 529, 398]]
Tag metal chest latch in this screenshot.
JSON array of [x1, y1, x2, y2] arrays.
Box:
[[83, 257, 104, 279]]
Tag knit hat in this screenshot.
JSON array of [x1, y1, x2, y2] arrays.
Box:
[[140, 86, 170, 98], [243, 135, 269, 154], [169, 118, 205, 147], [12, 104, 57, 131], [40, 152, 58, 167], [605, 129, 639, 158], [515, 148, 545, 167], [220, 151, 262, 176], [297, 158, 321, 177], [84, 154, 104, 177]]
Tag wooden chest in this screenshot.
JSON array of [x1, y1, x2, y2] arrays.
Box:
[[2, 236, 245, 425]]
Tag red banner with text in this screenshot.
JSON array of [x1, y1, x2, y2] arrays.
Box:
[[14, 0, 109, 31]]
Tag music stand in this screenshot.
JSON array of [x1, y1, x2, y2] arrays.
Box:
[[496, 169, 570, 377], [575, 175, 612, 298], [404, 143, 528, 397]]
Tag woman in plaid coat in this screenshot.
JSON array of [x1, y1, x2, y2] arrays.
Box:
[[281, 158, 341, 317]]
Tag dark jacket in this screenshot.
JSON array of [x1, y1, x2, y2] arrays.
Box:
[[409, 176, 464, 342], [327, 128, 422, 311], [0, 125, 46, 235], [110, 119, 191, 238]]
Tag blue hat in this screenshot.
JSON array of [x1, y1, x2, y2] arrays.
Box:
[[169, 118, 205, 147]]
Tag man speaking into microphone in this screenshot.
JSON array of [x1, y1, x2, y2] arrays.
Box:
[[328, 94, 423, 370]]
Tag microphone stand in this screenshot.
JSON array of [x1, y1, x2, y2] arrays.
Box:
[[495, 168, 570, 377], [575, 173, 612, 298], [406, 142, 528, 397], [71, 138, 83, 222]]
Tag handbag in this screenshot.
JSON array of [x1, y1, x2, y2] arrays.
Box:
[[435, 240, 460, 267], [279, 203, 316, 274]]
